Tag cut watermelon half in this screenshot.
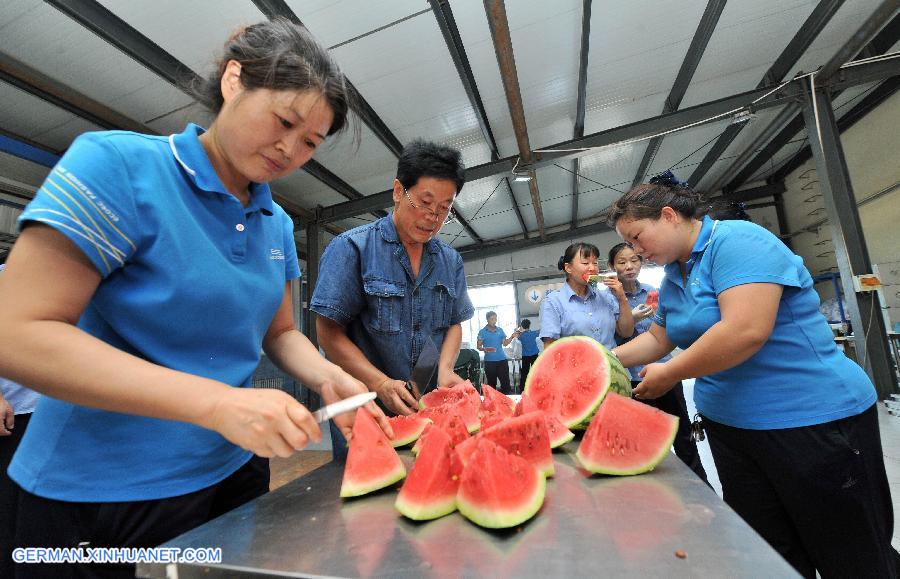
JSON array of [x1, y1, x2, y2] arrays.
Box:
[[457, 438, 546, 529], [576, 393, 678, 475], [340, 408, 406, 498], [524, 336, 631, 429], [395, 427, 463, 521], [388, 414, 432, 448]]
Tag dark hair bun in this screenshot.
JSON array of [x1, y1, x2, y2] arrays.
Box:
[[649, 170, 689, 189], [557, 255, 566, 270]]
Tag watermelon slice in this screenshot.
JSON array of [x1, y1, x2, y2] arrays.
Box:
[[419, 380, 480, 409], [454, 412, 554, 477], [419, 396, 480, 434], [516, 393, 575, 449], [395, 427, 463, 521], [457, 438, 546, 529], [411, 410, 470, 455], [388, 414, 431, 448], [576, 393, 678, 475], [645, 290, 659, 308], [340, 408, 406, 498], [479, 411, 507, 432], [481, 384, 514, 417], [524, 336, 631, 429]]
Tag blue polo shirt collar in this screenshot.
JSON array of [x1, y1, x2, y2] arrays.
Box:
[[625, 281, 650, 299], [664, 216, 718, 285], [169, 123, 274, 216], [562, 281, 596, 303], [380, 212, 441, 254]]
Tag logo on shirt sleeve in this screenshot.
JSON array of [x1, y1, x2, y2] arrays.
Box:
[[270, 248, 285, 260]]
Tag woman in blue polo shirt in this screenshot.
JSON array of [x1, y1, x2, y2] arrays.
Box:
[[609, 172, 897, 578], [517, 319, 541, 391], [608, 242, 708, 484], [477, 311, 521, 394], [539, 242, 634, 350], [0, 19, 388, 577]]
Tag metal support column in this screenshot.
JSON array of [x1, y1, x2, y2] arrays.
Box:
[[800, 78, 897, 398], [773, 192, 792, 251], [303, 221, 323, 348]]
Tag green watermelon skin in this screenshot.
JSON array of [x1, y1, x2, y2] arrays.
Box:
[[524, 337, 631, 430], [340, 408, 407, 498], [457, 438, 546, 529], [576, 393, 679, 475], [395, 427, 462, 521]]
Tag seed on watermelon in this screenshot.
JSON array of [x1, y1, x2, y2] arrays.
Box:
[[457, 438, 546, 529], [576, 393, 678, 476], [340, 408, 406, 498]]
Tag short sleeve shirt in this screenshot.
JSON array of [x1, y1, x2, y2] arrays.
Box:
[[538, 282, 620, 350], [311, 214, 474, 389], [477, 326, 507, 361], [519, 330, 541, 357], [10, 125, 300, 501], [654, 216, 874, 429]]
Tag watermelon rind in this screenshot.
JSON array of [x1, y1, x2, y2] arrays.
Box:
[[340, 409, 407, 498], [525, 336, 631, 429], [395, 428, 461, 521], [576, 393, 679, 476], [456, 439, 546, 529], [388, 415, 432, 448]]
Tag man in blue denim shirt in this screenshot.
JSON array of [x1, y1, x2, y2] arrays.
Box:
[[312, 140, 474, 457]]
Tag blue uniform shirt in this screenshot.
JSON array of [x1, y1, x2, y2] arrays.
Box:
[[311, 214, 474, 388], [539, 281, 620, 349], [477, 326, 507, 361], [653, 216, 874, 429], [11, 125, 300, 501], [519, 330, 541, 357], [618, 281, 672, 381]]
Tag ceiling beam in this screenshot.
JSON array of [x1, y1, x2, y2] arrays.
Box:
[[46, 0, 372, 223], [250, 0, 404, 157], [315, 55, 895, 223], [630, 0, 727, 189], [768, 74, 900, 184], [0, 52, 152, 133], [484, 0, 546, 240], [571, 0, 593, 230], [722, 10, 900, 192], [687, 0, 845, 189], [459, 219, 612, 262], [429, 0, 504, 243], [0, 129, 62, 168], [817, 0, 900, 80]]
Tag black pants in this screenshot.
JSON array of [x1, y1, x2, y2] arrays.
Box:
[[12, 455, 269, 579], [483, 360, 512, 394], [1, 413, 31, 579], [519, 355, 538, 392], [703, 405, 899, 578], [634, 381, 709, 485]]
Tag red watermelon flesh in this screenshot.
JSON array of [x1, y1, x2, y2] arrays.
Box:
[[476, 412, 555, 477], [411, 410, 470, 455], [524, 336, 628, 429], [515, 394, 573, 449], [388, 414, 431, 448], [457, 438, 546, 529], [340, 408, 406, 498], [479, 410, 508, 432], [576, 393, 678, 475], [395, 427, 463, 521], [454, 434, 479, 466], [419, 395, 480, 434], [419, 380, 480, 409], [481, 384, 514, 416]]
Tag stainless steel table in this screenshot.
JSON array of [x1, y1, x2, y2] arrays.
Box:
[[137, 448, 797, 578]]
